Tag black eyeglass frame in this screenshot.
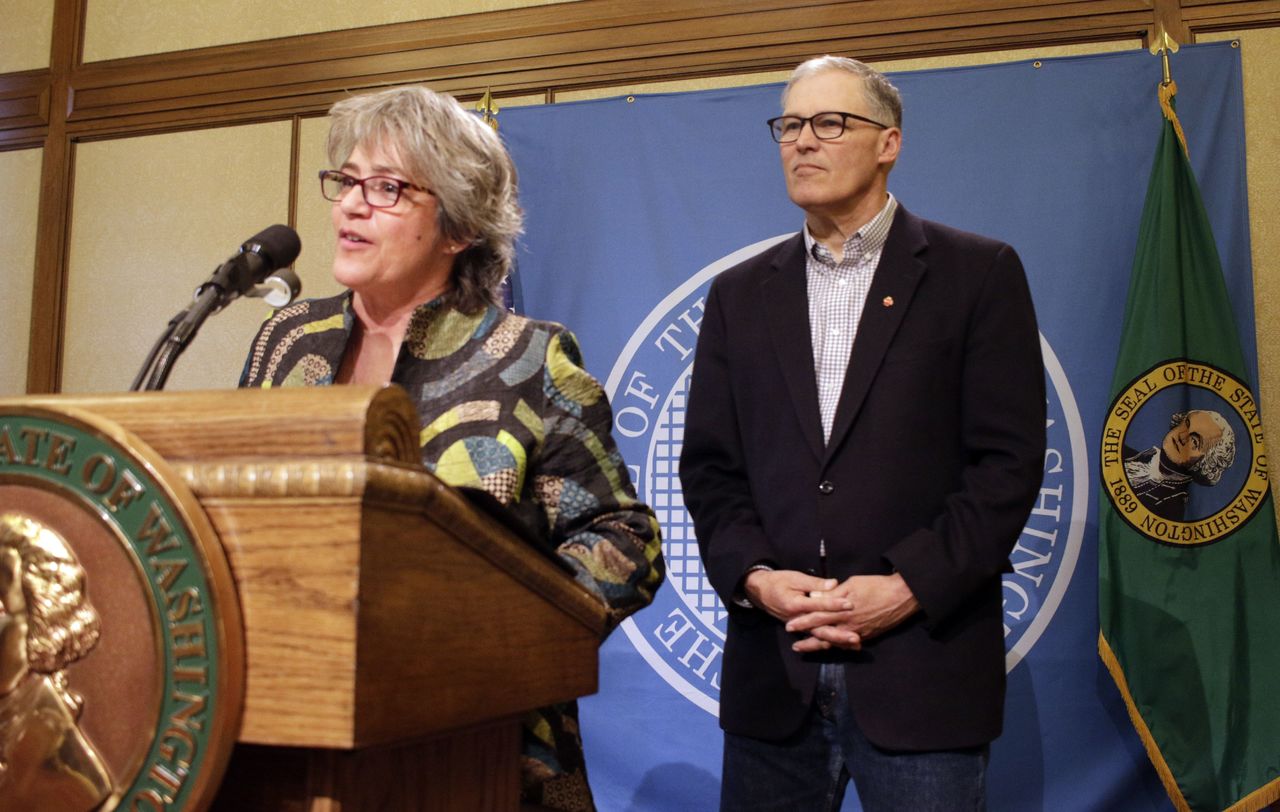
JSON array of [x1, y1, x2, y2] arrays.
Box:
[[766, 111, 889, 144], [318, 169, 431, 208]]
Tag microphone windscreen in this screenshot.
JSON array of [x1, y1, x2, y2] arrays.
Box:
[[245, 224, 302, 270]]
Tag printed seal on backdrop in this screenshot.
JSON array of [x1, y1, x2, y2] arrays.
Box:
[[605, 235, 1088, 715], [0, 404, 243, 811], [1100, 359, 1269, 547]]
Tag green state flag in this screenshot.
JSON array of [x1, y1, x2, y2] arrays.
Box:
[[1098, 79, 1280, 812]]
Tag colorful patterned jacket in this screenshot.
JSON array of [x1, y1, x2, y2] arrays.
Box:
[[239, 291, 664, 811]]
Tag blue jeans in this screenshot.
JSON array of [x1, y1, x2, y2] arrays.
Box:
[[720, 663, 989, 811]]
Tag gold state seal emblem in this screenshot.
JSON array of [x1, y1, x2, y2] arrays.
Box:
[[0, 404, 243, 811]]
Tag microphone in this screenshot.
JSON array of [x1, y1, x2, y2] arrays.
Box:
[[197, 224, 302, 304], [130, 225, 303, 392]]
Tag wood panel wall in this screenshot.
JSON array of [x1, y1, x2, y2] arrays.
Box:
[[3, 0, 1279, 392]]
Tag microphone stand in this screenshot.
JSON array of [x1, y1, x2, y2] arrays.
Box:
[[131, 283, 235, 392], [129, 312, 181, 391]]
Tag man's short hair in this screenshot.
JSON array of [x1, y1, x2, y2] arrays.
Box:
[[1170, 410, 1237, 485], [783, 55, 903, 129]]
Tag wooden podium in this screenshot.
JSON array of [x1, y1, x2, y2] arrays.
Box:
[[5, 386, 607, 811]]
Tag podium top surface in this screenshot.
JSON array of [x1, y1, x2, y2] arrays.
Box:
[[7, 385, 421, 465]]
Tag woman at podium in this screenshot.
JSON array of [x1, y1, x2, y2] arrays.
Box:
[[238, 85, 664, 812]]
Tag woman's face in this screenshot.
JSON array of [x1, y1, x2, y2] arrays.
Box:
[[330, 141, 462, 305]]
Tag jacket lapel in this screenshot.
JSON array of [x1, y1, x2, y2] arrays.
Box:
[[824, 207, 928, 463], [760, 234, 825, 462]]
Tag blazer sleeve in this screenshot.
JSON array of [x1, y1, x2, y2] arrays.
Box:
[[882, 243, 1047, 626], [534, 329, 666, 633], [679, 279, 778, 608]]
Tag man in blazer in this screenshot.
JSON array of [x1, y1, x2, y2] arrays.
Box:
[[679, 55, 1046, 810]]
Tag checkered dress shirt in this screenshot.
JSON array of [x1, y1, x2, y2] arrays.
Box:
[[805, 193, 898, 444]]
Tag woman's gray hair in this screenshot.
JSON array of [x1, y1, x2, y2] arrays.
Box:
[[783, 55, 903, 129], [327, 85, 523, 313]]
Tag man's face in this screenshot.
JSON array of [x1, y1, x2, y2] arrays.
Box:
[[779, 70, 900, 220], [1163, 410, 1223, 468]]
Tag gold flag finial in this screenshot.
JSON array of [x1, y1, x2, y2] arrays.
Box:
[[1150, 28, 1179, 86], [475, 89, 500, 131]]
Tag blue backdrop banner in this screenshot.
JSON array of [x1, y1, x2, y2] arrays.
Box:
[[500, 43, 1254, 811]]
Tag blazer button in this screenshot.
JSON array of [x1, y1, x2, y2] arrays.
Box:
[[818, 480, 835, 495]]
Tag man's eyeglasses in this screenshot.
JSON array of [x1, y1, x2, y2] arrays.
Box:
[[319, 170, 431, 208], [767, 112, 889, 144]]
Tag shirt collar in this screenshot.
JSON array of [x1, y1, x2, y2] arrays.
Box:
[[803, 192, 898, 261]]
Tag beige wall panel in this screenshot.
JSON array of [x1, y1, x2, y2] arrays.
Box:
[[83, 0, 573, 62], [873, 39, 1138, 73], [1202, 30, 1280, 508], [0, 148, 41, 396], [488, 93, 549, 109], [555, 40, 1138, 104], [555, 70, 790, 103], [0, 0, 54, 73], [296, 115, 345, 302], [64, 122, 292, 394]]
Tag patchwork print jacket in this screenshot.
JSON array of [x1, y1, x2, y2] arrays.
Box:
[[240, 292, 664, 810]]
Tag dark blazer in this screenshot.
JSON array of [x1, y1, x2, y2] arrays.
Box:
[[679, 204, 1046, 751]]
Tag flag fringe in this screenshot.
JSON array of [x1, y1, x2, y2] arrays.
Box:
[[1158, 80, 1190, 158], [1099, 632, 1192, 812], [1224, 777, 1280, 812], [1100, 632, 1280, 812]]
